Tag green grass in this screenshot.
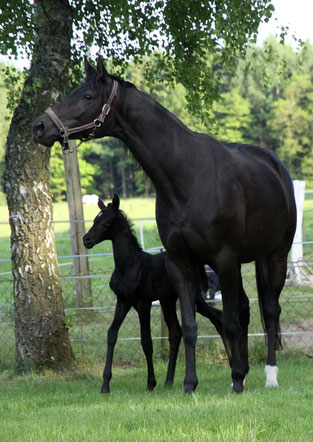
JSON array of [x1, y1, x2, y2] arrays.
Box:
[[0, 355, 313, 441]]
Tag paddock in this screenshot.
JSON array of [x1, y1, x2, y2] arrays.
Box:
[[1, 257, 313, 370]]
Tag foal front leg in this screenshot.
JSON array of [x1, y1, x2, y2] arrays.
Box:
[[166, 256, 198, 394], [101, 298, 131, 393]]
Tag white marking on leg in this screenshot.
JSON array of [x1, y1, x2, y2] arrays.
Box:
[[265, 365, 278, 387]]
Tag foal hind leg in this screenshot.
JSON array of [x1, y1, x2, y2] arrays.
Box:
[[101, 298, 131, 393], [135, 301, 157, 392], [261, 254, 287, 387], [159, 297, 182, 386]]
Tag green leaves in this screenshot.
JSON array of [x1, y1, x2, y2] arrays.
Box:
[[0, 0, 277, 117]]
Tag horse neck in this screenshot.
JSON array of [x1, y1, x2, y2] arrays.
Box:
[[111, 87, 197, 200], [110, 214, 142, 272]]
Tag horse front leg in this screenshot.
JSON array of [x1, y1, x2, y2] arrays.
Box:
[[135, 302, 157, 392], [159, 297, 182, 386], [217, 253, 247, 394], [238, 268, 250, 379], [166, 256, 198, 394], [101, 298, 131, 393]]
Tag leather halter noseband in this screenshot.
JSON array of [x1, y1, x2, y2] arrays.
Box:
[[45, 80, 118, 153]]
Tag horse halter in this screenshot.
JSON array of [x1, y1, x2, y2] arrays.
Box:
[[45, 80, 118, 153]]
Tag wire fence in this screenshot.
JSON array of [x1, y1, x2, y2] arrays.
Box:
[[1, 257, 313, 370]]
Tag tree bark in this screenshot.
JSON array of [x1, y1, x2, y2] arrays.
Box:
[[4, 0, 74, 370]]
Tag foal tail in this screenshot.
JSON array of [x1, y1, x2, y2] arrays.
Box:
[[255, 259, 283, 351]]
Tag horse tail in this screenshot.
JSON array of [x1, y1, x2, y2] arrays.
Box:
[[255, 259, 283, 351]]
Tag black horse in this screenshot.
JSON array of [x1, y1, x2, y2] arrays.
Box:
[[33, 58, 297, 394], [83, 194, 228, 393]]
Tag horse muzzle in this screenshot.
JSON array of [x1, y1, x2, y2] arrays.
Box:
[[32, 114, 59, 147]]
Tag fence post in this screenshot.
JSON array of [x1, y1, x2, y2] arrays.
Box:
[[290, 180, 306, 283], [63, 140, 92, 308]]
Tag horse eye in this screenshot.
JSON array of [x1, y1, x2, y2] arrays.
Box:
[[84, 93, 93, 100]]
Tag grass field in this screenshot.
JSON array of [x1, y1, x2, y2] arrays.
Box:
[[1, 198, 313, 440], [1, 355, 313, 441]]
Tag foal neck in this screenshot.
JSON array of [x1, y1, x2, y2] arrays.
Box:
[[111, 213, 142, 271]]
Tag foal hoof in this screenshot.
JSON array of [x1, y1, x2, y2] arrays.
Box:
[[232, 380, 244, 394]]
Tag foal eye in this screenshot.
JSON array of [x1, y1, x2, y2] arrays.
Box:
[[84, 93, 93, 100]]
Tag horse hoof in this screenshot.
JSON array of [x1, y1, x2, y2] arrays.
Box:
[[100, 387, 110, 394], [100, 386, 110, 394], [183, 382, 198, 394], [164, 380, 174, 388], [232, 380, 244, 394], [147, 381, 157, 392]]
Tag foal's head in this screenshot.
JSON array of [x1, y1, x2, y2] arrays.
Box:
[[83, 194, 120, 249]]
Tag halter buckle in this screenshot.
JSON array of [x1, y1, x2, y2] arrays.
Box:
[[103, 104, 111, 116]]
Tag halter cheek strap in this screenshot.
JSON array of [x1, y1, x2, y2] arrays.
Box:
[[45, 80, 118, 153]]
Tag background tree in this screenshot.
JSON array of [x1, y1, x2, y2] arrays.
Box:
[[3, 0, 74, 370]]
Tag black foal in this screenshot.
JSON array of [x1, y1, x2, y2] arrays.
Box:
[[83, 195, 228, 393]]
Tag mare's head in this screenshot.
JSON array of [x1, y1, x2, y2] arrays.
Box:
[[83, 194, 120, 248], [32, 58, 121, 151]]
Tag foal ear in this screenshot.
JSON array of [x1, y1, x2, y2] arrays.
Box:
[[112, 193, 120, 210], [84, 56, 97, 78], [96, 56, 108, 80], [98, 198, 106, 211]]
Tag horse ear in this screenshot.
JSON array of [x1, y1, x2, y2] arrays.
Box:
[[96, 56, 108, 80], [84, 56, 97, 78], [112, 193, 120, 210], [98, 198, 106, 211]]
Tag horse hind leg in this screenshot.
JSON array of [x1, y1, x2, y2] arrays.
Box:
[[256, 254, 287, 388]]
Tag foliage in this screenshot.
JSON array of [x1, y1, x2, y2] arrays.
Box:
[[0, 0, 276, 117]]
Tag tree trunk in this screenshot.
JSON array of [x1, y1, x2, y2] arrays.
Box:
[[4, 0, 74, 370]]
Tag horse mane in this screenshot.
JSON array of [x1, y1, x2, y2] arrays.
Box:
[[110, 73, 137, 90], [118, 209, 142, 251]]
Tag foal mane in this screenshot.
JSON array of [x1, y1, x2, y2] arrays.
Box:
[[118, 209, 142, 252]]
